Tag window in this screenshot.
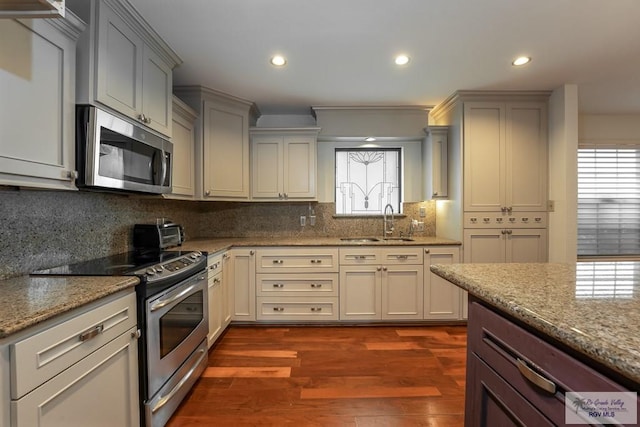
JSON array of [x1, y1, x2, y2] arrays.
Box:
[[335, 148, 401, 215], [577, 143, 640, 257]]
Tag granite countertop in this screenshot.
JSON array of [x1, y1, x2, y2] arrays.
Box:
[[430, 262, 640, 386], [180, 235, 461, 254], [0, 275, 139, 339]]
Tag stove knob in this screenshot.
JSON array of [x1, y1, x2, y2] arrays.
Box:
[[191, 251, 202, 258], [146, 268, 156, 276], [154, 266, 164, 273]]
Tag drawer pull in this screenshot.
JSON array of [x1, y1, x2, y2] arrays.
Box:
[[272, 259, 284, 264], [395, 255, 409, 260], [311, 307, 322, 312], [310, 259, 323, 264], [354, 255, 367, 260], [273, 283, 284, 288], [79, 324, 104, 342], [273, 307, 284, 312], [310, 283, 322, 288], [516, 358, 556, 394]]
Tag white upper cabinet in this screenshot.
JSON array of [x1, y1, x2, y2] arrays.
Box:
[[0, 14, 84, 190], [69, 0, 181, 137], [463, 101, 548, 212], [423, 125, 449, 199], [250, 128, 320, 201], [167, 96, 197, 199]]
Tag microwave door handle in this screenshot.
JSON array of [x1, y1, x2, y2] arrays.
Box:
[[161, 150, 168, 185]]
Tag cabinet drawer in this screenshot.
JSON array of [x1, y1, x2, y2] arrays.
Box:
[[11, 292, 137, 399], [257, 297, 338, 321], [469, 301, 636, 426], [256, 273, 338, 296], [256, 248, 338, 273], [340, 247, 423, 265]]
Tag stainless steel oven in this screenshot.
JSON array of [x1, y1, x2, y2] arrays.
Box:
[[144, 271, 208, 427]]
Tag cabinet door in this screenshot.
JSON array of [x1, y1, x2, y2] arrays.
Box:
[[506, 229, 548, 263], [142, 46, 172, 136], [251, 135, 282, 199], [424, 247, 462, 320], [229, 249, 256, 321], [463, 229, 506, 263], [207, 273, 223, 347], [463, 102, 506, 212], [0, 18, 77, 189], [283, 135, 316, 199], [170, 97, 196, 197], [203, 101, 250, 200], [382, 265, 424, 320], [12, 327, 140, 427], [221, 253, 232, 326], [506, 103, 548, 212], [339, 266, 381, 320], [466, 353, 554, 427], [96, 2, 143, 120]]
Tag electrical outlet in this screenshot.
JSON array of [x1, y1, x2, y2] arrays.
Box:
[[419, 207, 426, 218], [417, 221, 425, 232], [309, 215, 316, 226], [548, 200, 555, 212], [300, 215, 306, 226]]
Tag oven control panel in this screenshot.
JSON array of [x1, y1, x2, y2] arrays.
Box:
[[136, 251, 204, 283]]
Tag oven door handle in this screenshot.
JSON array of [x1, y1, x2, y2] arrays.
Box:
[[150, 283, 197, 312], [151, 348, 207, 413]]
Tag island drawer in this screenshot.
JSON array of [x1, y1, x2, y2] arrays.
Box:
[[10, 292, 137, 399], [256, 248, 338, 273], [256, 273, 338, 296], [469, 301, 636, 426], [256, 297, 339, 321]]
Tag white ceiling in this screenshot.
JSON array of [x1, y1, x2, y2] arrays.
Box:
[[129, 0, 640, 116]]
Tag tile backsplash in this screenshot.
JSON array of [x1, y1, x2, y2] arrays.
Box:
[[0, 187, 435, 279]]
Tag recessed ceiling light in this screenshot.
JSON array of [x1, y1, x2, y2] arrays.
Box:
[[364, 137, 376, 142], [394, 54, 410, 66], [270, 55, 287, 67], [512, 56, 531, 66]]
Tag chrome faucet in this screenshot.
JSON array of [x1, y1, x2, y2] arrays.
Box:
[[383, 204, 394, 237]]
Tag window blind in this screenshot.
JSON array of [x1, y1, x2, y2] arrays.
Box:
[[577, 142, 640, 257]]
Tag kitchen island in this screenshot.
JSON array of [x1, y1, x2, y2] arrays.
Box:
[[430, 262, 640, 426]]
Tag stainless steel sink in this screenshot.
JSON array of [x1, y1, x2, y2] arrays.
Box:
[[340, 237, 380, 243], [383, 237, 415, 241]]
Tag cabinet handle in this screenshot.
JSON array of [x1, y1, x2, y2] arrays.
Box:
[[213, 278, 221, 284], [506, 229, 513, 235], [311, 307, 322, 312], [382, 266, 388, 271], [396, 255, 408, 260], [501, 230, 507, 235], [273, 259, 284, 264], [278, 193, 283, 199], [377, 266, 382, 271], [354, 255, 367, 260], [273, 307, 284, 312], [250, 250, 255, 255], [310, 259, 322, 264], [516, 359, 556, 394], [284, 193, 289, 199], [79, 324, 104, 342], [310, 283, 322, 288], [131, 329, 141, 340], [273, 283, 284, 288], [507, 207, 513, 213], [205, 190, 211, 196], [424, 249, 430, 254]]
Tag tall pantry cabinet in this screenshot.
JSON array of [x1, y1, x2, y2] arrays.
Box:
[[431, 92, 550, 263]]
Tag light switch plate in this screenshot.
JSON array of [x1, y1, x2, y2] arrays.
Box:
[[300, 216, 306, 226]]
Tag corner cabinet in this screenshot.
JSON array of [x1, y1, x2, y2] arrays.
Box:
[[0, 14, 84, 190], [250, 128, 320, 201], [69, 0, 181, 137], [174, 86, 258, 201], [167, 95, 197, 199], [5, 291, 139, 427]]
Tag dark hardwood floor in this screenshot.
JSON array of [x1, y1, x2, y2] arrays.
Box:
[[167, 325, 467, 426]]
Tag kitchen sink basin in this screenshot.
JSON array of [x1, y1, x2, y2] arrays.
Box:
[[340, 237, 380, 243], [383, 237, 415, 241]]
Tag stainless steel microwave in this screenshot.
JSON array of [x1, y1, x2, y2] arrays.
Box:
[[76, 105, 172, 194]]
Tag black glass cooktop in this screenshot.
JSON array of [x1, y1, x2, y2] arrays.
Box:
[[31, 250, 192, 276]]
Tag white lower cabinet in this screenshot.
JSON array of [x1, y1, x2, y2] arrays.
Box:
[[424, 246, 463, 320], [8, 291, 139, 427], [339, 247, 424, 321], [229, 248, 256, 321], [207, 252, 224, 347], [463, 228, 548, 263]]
